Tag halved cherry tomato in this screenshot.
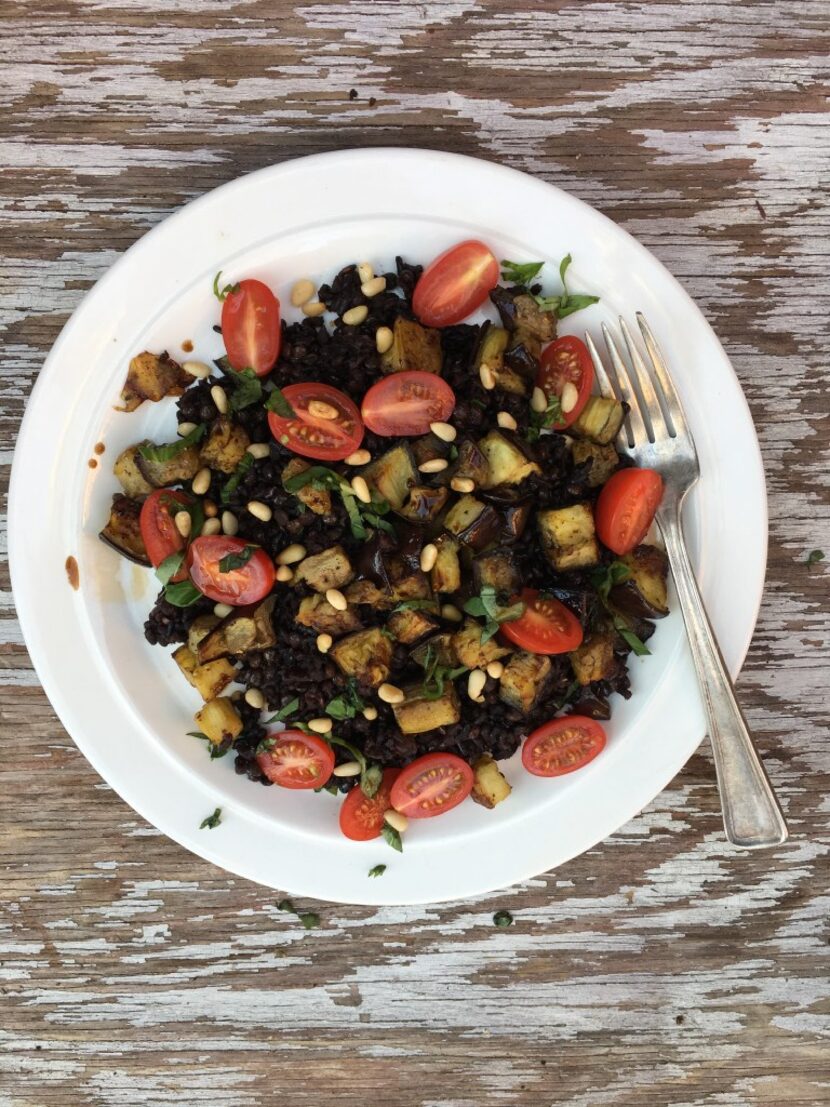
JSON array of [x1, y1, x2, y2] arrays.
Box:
[[139, 489, 191, 572], [186, 535, 275, 606], [268, 382, 363, 462], [595, 468, 664, 555], [522, 716, 607, 777], [390, 753, 474, 819], [221, 278, 281, 377], [537, 335, 594, 428], [255, 730, 335, 790], [361, 371, 456, 437], [500, 589, 584, 655], [412, 240, 499, 327], [339, 768, 400, 841]]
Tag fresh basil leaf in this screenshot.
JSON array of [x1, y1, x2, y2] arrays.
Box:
[[265, 387, 298, 419], [381, 824, 403, 852], [368, 864, 387, 878], [221, 452, 254, 503], [325, 678, 365, 721], [501, 259, 544, 286], [277, 898, 294, 912], [187, 731, 209, 740], [463, 596, 487, 618], [199, 807, 222, 830], [393, 599, 439, 613], [591, 561, 631, 603], [362, 512, 395, 535], [493, 910, 513, 928], [526, 393, 564, 441], [614, 618, 651, 656], [218, 544, 258, 573], [283, 465, 340, 493], [806, 549, 825, 565], [138, 423, 206, 463], [298, 912, 320, 929], [533, 294, 562, 313], [227, 367, 262, 411], [326, 734, 367, 774], [164, 580, 203, 607], [156, 551, 185, 586], [559, 253, 572, 286], [360, 763, 383, 799], [256, 736, 276, 754], [213, 271, 239, 302], [557, 293, 600, 319]]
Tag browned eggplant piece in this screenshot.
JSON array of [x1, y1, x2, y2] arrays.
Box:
[[543, 585, 597, 627], [197, 595, 277, 662], [387, 606, 439, 645], [537, 503, 600, 571], [504, 331, 541, 379], [444, 439, 490, 488], [451, 620, 512, 669], [609, 544, 669, 619], [194, 697, 244, 745], [569, 689, 611, 721], [117, 350, 194, 413], [430, 534, 462, 593], [476, 321, 534, 395], [393, 684, 462, 735], [477, 431, 541, 488], [113, 445, 156, 497], [344, 580, 393, 608], [173, 645, 236, 701], [489, 287, 557, 342], [362, 444, 417, 510], [99, 493, 150, 565], [570, 630, 617, 686], [571, 396, 625, 445], [136, 443, 202, 488], [293, 545, 354, 593], [381, 317, 443, 374], [501, 500, 533, 543], [471, 755, 512, 808], [396, 485, 449, 524], [389, 568, 433, 603], [282, 457, 332, 515], [444, 494, 501, 550], [410, 632, 457, 668], [331, 627, 394, 688], [473, 548, 520, 595], [199, 417, 250, 474], [570, 439, 620, 489], [410, 432, 453, 468], [499, 652, 553, 714], [296, 594, 363, 635]]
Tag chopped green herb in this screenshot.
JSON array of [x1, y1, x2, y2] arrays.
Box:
[[806, 549, 825, 565], [199, 807, 222, 830], [218, 544, 258, 573], [368, 864, 387, 878], [277, 898, 294, 912], [213, 270, 239, 302], [265, 386, 298, 420], [448, 444, 459, 462], [263, 697, 301, 725], [188, 732, 232, 760], [326, 733, 380, 798], [393, 599, 439, 613], [283, 465, 393, 541], [525, 393, 564, 443], [156, 551, 185, 587], [277, 898, 320, 929], [420, 642, 468, 700], [381, 823, 403, 852], [591, 562, 651, 656], [138, 423, 206, 463], [532, 253, 599, 319], [493, 910, 513, 928], [463, 586, 525, 643], [221, 452, 254, 503], [163, 580, 203, 608], [325, 678, 366, 720], [613, 618, 650, 656], [226, 367, 262, 412], [501, 259, 544, 286]]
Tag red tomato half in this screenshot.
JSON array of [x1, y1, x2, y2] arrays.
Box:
[[361, 371, 456, 437], [595, 468, 664, 555], [268, 382, 363, 462], [256, 730, 335, 790], [522, 716, 607, 777], [390, 753, 474, 819], [500, 589, 584, 655], [221, 278, 281, 376], [339, 769, 400, 841], [412, 240, 499, 327], [537, 335, 594, 429], [186, 535, 275, 606], [139, 489, 191, 571]]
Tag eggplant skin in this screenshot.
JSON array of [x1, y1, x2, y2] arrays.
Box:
[[609, 544, 669, 619], [118, 350, 193, 413], [99, 494, 150, 565]]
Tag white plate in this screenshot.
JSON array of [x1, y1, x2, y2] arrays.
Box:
[[10, 149, 766, 905]]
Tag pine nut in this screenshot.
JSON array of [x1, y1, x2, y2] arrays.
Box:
[[302, 301, 326, 318], [174, 511, 191, 538], [211, 384, 229, 414], [486, 660, 504, 680], [247, 442, 270, 459], [361, 275, 386, 298], [221, 510, 238, 536], [275, 565, 294, 583], [531, 386, 548, 413], [384, 809, 408, 833], [363, 705, 378, 721], [420, 543, 438, 573], [441, 603, 463, 622], [419, 457, 448, 473], [316, 633, 333, 654], [375, 326, 394, 354], [326, 588, 348, 611], [178, 421, 198, 437], [467, 669, 487, 703], [342, 305, 368, 326], [429, 421, 457, 442], [333, 761, 362, 778], [450, 476, 475, 493], [276, 543, 307, 565], [345, 449, 371, 466], [245, 688, 265, 710], [308, 399, 338, 420], [214, 602, 233, 618], [378, 683, 404, 704], [290, 278, 315, 307], [203, 500, 218, 518], [201, 517, 221, 536], [183, 360, 211, 379], [561, 381, 579, 414], [480, 365, 496, 390], [357, 261, 374, 284], [497, 411, 518, 431], [192, 467, 211, 496], [247, 500, 272, 522], [307, 717, 333, 735], [351, 475, 371, 504]]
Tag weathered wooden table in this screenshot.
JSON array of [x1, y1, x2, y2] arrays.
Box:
[[2, 2, 828, 1103]]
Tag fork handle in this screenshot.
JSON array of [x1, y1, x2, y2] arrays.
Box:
[[657, 498, 788, 848]]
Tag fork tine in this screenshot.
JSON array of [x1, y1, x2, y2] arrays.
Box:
[[619, 318, 669, 441], [636, 313, 690, 439], [601, 322, 649, 445], [584, 332, 618, 401]]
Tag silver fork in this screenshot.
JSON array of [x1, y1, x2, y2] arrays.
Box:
[[585, 315, 788, 848]]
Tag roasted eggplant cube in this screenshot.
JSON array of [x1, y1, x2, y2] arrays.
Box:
[[187, 614, 220, 654], [570, 439, 620, 488], [331, 628, 394, 688], [498, 651, 553, 714], [344, 580, 393, 608], [430, 535, 462, 594], [477, 431, 541, 488], [362, 445, 417, 510], [471, 755, 512, 809], [136, 444, 202, 488], [173, 645, 237, 701], [198, 596, 278, 662], [410, 633, 457, 669], [610, 544, 669, 619], [447, 439, 491, 488], [444, 495, 501, 550], [475, 324, 509, 375], [571, 396, 625, 445], [538, 503, 600, 571], [452, 619, 512, 670], [392, 685, 462, 735], [113, 445, 156, 497], [569, 630, 617, 686], [118, 351, 193, 413], [387, 607, 439, 645], [381, 317, 442, 375], [293, 546, 354, 593], [473, 549, 520, 596], [501, 500, 532, 544], [99, 494, 150, 565], [396, 485, 449, 524], [199, 417, 251, 474], [490, 288, 557, 343], [282, 458, 332, 516], [194, 696, 244, 745], [296, 594, 362, 636]]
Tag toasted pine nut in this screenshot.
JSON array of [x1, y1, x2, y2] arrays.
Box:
[[351, 475, 371, 504], [211, 384, 229, 414], [174, 511, 191, 538], [245, 688, 265, 710], [531, 386, 548, 413], [333, 761, 362, 778], [302, 300, 326, 317], [275, 565, 294, 583], [342, 305, 368, 326], [308, 399, 339, 420], [326, 588, 348, 611], [192, 467, 211, 496], [221, 510, 238, 536], [357, 261, 374, 284], [363, 705, 378, 721], [450, 476, 475, 494], [561, 381, 579, 414], [201, 517, 221, 536], [308, 717, 333, 735], [290, 278, 315, 307], [497, 411, 518, 431], [361, 275, 386, 298], [419, 457, 448, 474], [183, 359, 211, 379], [441, 603, 463, 622], [467, 669, 487, 703], [316, 633, 333, 654], [429, 421, 457, 442], [384, 809, 408, 833], [378, 683, 405, 704], [214, 602, 233, 618], [246, 442, 270, 459], [345, 448, 371, 466], [480, 365, 496, 390], [247, 500, 272, 522], [203, 500, 218, 518], [178, 421, 198, 437], [375, 326, 394, 354], [276, 543, 307, 565], [486, 660, 504, 680], [420, 543, 438, 573]]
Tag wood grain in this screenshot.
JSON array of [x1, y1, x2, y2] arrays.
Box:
[[1, 1, 828, 1103]]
